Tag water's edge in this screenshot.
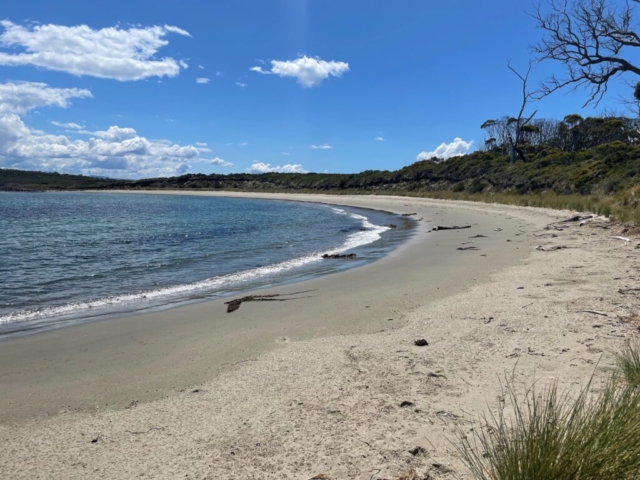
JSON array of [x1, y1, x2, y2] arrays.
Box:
[[0, 193, 415, 339]]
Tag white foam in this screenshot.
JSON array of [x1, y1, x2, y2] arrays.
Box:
[[0, 208, 390, 326]]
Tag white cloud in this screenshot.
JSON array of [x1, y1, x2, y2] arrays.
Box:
[[0, 81, 92, 115], [163, 25, 191, 37], [310, 144, 332, 149], [0, 115, 233, 178], [207, 157, 233, 167], [251, 55, 349, 87], [416, 137, 473, 161], [235, 82, 246, 88], [248, 162, 307, 174], [283, 152, 289, 156], [198, 64, 204, 70], [51, 121, 84, 129], [0, 20, 190, 81], [239, 142, 248, 146], [195, 77, 210, 84], [375, 136, 384, 141], [195, 142, 207, 147]]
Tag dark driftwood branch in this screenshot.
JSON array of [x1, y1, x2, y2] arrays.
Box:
[[322, 253, 357, 259], [224, 290, 316, 313], [536, 245, 569, 251], [432, 225, 472, 231]]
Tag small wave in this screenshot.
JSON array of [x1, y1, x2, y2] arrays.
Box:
[[0, 207, 389, 326]]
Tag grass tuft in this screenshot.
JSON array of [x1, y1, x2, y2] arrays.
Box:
[[458, 377, 640, 480], [615, 337, 640, 388]]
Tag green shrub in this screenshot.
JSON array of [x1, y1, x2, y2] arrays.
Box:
[[458, 377, 640, 479], [615, 337, 640, 388]]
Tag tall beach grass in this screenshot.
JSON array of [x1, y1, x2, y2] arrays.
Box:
[[458, 339, 640, 479]]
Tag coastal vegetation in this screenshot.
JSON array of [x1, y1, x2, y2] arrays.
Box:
[[4, 120, 640, 223], [0, 168, 120, 191], [458, 339, 640, 480]]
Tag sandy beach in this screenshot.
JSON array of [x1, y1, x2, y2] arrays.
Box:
[[1, 192, 639, 479]]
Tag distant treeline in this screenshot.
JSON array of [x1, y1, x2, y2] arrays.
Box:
[[480, 114, 640, 156], [107, 145, 638, 196], [0, 169, 120, 191], [2, 115, 640, 196]]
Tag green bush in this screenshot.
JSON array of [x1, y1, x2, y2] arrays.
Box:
[[458, 377, 640, 479], [615, 337, 640, 388]]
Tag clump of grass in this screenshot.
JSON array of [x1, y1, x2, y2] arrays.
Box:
[[615, 337, 640, 388], [458, 378, 640, 479]]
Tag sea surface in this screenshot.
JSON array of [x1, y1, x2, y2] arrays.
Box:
[[0, 192, 413, 337]]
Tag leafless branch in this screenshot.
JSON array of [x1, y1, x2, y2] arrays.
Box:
[[532, 0, 640, 106]]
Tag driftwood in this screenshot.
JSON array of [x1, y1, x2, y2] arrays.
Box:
[[401, 213, 417, 217], [619, 288, 640, 295], [581, 310, 608, 317], [536, 245, 569, 251], [457, 246, 480, 251], [224, 290, 315, 313], [558, 215, 593, 223], [469, 234, 488, 238], [322, 253, 356, 259], [432, 225, 472, 231]]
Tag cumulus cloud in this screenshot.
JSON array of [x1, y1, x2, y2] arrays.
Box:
[[51, 121, 84, 129], [0, 84, 233, 179], [0, 20, 190, 81], [0, 81, 92, 115], [248, 162, 307, 174], [251, 55, 349, 87], [375, 136, 384, 141], [195, 142, 207, 147], [208, 157, 233, 167], [0, 116, 234, 177], [195, 77, 210, 84], [310, 144, 332, 150], [416, 137, 473, 161]]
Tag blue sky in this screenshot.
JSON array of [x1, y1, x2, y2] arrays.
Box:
[[0, 0, 636, 178]]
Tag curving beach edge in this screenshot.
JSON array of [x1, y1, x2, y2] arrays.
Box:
[[1, 192, 638, 479]]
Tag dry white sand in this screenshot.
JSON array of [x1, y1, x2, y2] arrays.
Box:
[[1, 193, 639, 479]]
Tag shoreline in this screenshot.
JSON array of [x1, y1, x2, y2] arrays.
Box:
[[0, 192, 530, 423], [1, 192, 638, 479], [0, 195, 413, 339]]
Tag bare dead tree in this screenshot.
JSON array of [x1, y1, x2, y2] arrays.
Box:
[[532, 0, 640, 106], [507, 60, 538, 163], [480, 62, 538, 162]]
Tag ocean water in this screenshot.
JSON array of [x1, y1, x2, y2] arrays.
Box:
[[0, 192, 413, 337]]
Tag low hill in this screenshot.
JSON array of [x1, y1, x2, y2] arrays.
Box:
[[0, 169, 122, 191], [101, 142, 640, 196], [3, 142, 639, 198]]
